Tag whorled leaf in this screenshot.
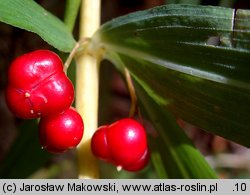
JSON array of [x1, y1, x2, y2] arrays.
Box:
[[92, 4, 250, 147], [0, 0, 75, 52]]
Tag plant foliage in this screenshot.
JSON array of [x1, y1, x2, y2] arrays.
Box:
[[93, 4, 250, 148], [0, 0, 75, 52]]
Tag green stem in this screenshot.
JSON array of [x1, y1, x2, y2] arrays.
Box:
[[64, 0, 81, 32], [75, 0, 101, 179]]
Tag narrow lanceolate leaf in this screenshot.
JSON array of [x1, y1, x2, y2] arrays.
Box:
[[92, 4, 250, 147], [135, 80, 217, 178], [0, 0, 76, 52]]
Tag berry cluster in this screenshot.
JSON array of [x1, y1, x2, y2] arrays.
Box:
[[5, 50, 84, 153], [91, 118, 149, 172], [5, 50, 150, 172]]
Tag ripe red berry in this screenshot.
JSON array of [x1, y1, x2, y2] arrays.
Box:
[[39, 107, 84, 153], [91, 125, 112, 162], [107, 118, 148, 167], [5, 50, 74, 119], [91, 118, 149, 171], [122, 149, 150, 172]]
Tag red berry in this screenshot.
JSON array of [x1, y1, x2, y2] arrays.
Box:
[[107, 118, 148, 167], [91, 118, 149, 171], [122, 149, 150, 172], [39, 107, 84, 153], [91, 125, 112, 162], [5, 50, 74, 119]]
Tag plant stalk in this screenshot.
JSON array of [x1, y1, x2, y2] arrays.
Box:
[[76, 0, 101, 179], [64, 0, 81, 32], [124, 67, 137, 117]]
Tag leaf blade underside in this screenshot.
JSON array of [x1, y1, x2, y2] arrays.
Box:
[[93, 4, 250, 147], [0, 0, 76, 52]]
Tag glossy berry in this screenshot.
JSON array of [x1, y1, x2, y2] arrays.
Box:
[[107, 118, 148, 167], [91, 118, 149, 171], [39, 107, 84, 153], [5, 50, 74, 119], [91, 125, 112, 161], [122, 149, 150, 172]]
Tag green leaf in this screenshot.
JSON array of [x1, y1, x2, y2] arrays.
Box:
[[64, 0, 81, 32], [93, 4, 250, 147], [0, 120, 51, 178], [0, 0, 76, 52], [134, 77, 217, 178]]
